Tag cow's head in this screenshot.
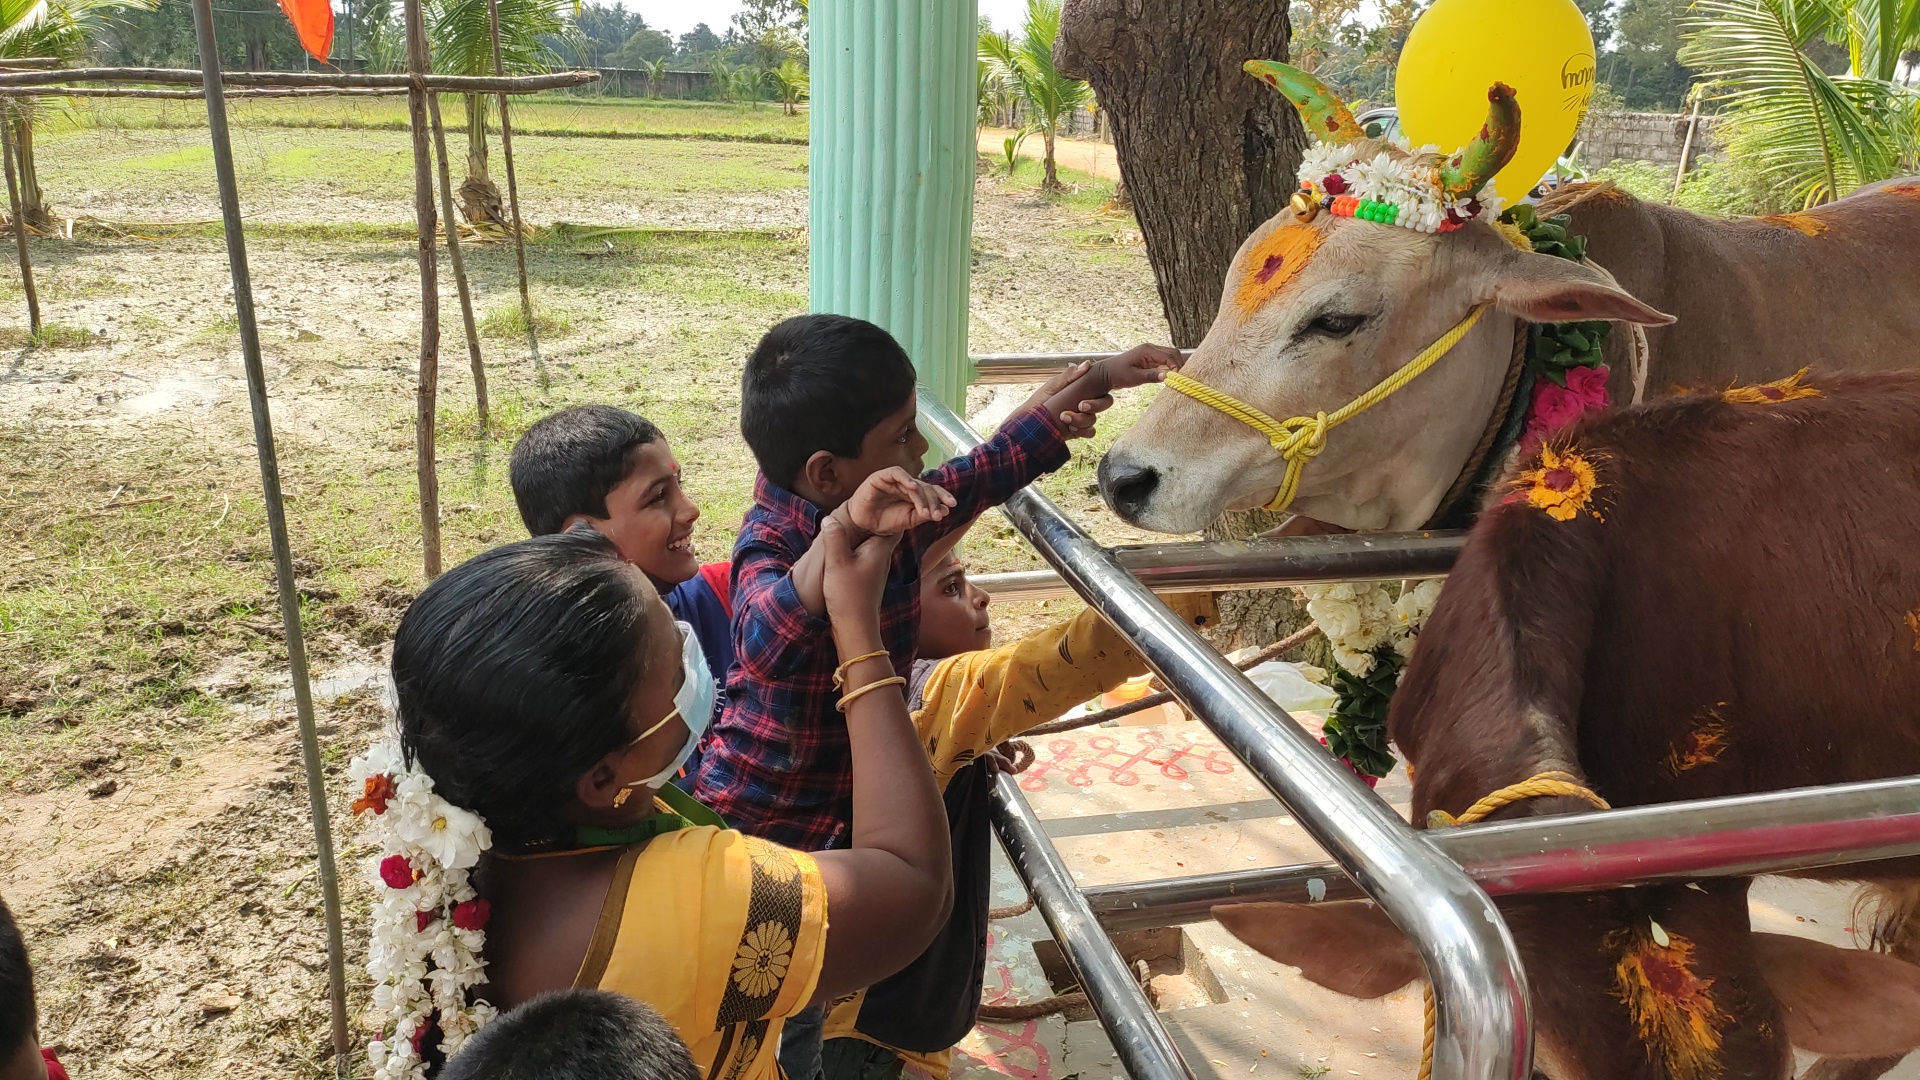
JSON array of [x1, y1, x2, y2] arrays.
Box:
[[1099, 63, 1674, 533], [1214, 883, 1920, 1079]]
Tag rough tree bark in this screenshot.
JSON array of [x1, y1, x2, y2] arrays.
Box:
[[1056, 0, 1303, 348], [461, 93, 507, 225], [1059, 0, 1312, 648], [9, 114, 52, 230]]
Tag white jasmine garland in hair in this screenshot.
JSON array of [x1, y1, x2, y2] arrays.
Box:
[[351, 740, 497, 1080]]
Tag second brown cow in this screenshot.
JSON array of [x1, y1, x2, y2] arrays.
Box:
[[1214, 370, 1920, 1079]]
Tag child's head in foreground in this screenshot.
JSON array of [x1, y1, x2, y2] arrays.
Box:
[[439, 989, 697, 1080], [741, 314, 927, 508], [509, 405, 702, 588], [918, 551, 992, 660], [1, 896, 48, 1080]]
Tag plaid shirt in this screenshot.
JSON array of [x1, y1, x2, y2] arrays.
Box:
[[690, 406, 1071, 850]]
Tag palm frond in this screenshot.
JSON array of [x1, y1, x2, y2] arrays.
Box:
[[426, 0, 572, 77], [1683, 0, 1919, 205]]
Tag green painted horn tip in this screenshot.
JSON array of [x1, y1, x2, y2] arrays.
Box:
[[1241, 58, 1297, 84]]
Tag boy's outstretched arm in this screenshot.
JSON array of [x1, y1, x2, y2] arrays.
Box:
[[1031, 343, 1185, 438], [916, 592, 1220, 784]]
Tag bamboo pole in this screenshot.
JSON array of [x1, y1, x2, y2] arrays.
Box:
[[487, 0, 545, 390], [1, 86, 415, 99], [427, 89, 488, 431], [401, 0, 442, 578], [186, 0, 350, 1071], [0, 103, 41, 335], [0, 58, 62, 70], [0, 66, 599, 91], [1671, 92, 1704, 206]]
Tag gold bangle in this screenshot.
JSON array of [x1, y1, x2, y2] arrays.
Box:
[[832, 649, 890, 689], [836, 675, 907, 714]]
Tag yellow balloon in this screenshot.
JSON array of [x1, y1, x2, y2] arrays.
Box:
[[1394, 0, 1595, 203]]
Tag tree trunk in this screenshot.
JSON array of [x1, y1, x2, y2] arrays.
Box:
[[459, 92, 506, 225], [1059, 0, 1311, 648], [1043, 129, 1058, 189], [1057, 0, 1302, 348], [11, 115, 52, 230]]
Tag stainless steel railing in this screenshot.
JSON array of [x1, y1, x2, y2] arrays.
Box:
[[970, 531, 1466, 601], [919, 392, 1534, 1080]]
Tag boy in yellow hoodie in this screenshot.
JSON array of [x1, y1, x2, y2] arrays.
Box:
[[819, 554, 1216, 1080]]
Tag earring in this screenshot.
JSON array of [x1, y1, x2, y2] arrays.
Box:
[[612, 787, 632, 809]]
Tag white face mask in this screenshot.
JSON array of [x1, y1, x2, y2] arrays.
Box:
[[620, 622, 716, 795]]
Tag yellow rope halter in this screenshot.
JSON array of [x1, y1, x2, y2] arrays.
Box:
[[1162, 305, 1491, 513], [1415, 770, 1610, 1080]]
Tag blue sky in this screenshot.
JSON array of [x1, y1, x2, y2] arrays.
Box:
[[627, 0, 1034, 40]]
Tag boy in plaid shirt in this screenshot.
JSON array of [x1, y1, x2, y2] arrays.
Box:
[[687, 315, 1176, 1080]]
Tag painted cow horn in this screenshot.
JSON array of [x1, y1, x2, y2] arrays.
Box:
[[1437, 82, 1523, 200], [1243, 60, 1364, 144]]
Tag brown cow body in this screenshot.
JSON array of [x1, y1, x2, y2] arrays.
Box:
[[1215, 372, 1920, 1079], [1575, 179, 1920, 400]]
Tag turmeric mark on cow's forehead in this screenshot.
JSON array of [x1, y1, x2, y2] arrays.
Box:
[[1233, 226, 1324, 317], [1759, 212, 1829, 237], [1666, 707, 1730, 775], [1723, 368, 1820, 405], [1611, 930, 1727, 1080], [1504, 444, 1605, 522]]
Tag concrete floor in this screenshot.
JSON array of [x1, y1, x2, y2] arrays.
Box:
[[935, 711, 1920, 1080]]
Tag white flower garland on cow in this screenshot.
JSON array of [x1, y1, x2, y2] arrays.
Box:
[[348, 741, 497, 1080], [1300, 579, 1443, 783]]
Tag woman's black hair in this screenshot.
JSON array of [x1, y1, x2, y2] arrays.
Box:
[[393, 530, 658, 848]]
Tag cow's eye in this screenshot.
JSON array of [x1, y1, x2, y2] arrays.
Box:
[[1307, 313, 1367, 337]]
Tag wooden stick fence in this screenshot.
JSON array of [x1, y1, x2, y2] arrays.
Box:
[[185, 2, 352, 1070], [428, 92, 490, 430], [0, 66, 599, 91], [0, 105, 40, 334], [489, 0, 546, 389], [0, 54, 599, 1068]]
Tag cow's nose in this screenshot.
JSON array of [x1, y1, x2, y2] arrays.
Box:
[[1098, 454, 1160, 524]]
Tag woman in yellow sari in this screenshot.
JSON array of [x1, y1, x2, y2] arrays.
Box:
[[390, 522, 953, 1080]]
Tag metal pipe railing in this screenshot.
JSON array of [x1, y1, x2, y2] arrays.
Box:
[[1084, 776, 1920, 931], [971, 532, 1466, 601], [971, 348, 1194, 384], [991, 772, 1196, 1080], [920, 393, 1533, 1080]]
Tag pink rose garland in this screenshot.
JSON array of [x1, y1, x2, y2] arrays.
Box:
[[1520, 365, 1610, 452]]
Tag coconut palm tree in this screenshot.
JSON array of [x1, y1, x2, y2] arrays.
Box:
[[426, 0, 575, 225], [1682, 0, 1920, 208], [0, 0, 153, 229], [977, 0, 1090, 190], [767, 57, 807, 114], [641, 55, 670, 98]]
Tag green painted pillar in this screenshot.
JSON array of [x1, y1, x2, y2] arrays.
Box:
[[809, 0, 979, 411]]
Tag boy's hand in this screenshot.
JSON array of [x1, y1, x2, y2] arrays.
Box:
[[843, 467, 956, 537], [1103, 343, 1185, 391], [1031, 345, 1185, 440]]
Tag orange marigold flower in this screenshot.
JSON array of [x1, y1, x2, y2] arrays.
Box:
[[353, 773, 396, 816], [1612, 929, 1727, 1080], [1511, 445, 1603, 522], [1723, 368, 1820, 404]]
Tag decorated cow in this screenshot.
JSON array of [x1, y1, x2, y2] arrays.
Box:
[[1214, 371, 1920, 1079], [1097, 63, 1920, 535]]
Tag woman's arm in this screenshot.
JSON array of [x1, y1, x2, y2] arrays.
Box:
[[808, 518, 954, 1003]]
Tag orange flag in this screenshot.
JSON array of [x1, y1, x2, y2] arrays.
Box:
[[277, 0, 334, 63]]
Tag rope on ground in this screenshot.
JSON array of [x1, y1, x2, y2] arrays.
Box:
[[987, 897, 1036, 921], [1020, 621, 1323, 739]]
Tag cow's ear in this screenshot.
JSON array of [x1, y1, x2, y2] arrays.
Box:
[[1484, 248, 1675, 327], [1212, 901, 1424, 999], [1754, 932, 1920, 1055]]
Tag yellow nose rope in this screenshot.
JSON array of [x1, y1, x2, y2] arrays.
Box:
[[1415, 770, 1610, 1080], [1162, 304, 1491, 513]]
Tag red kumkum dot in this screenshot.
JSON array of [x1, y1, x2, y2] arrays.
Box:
[[1254, 254, 1286, 284], [1542, 467, 1577, 492], [1758, 385, 1786, 401], [1640, 952, 1695, 999]]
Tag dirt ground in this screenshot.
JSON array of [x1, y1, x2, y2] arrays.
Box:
[[0, 115, 1172, 1078]]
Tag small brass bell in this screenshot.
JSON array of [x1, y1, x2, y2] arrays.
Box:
[[1290, 190, 1320, 223]]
